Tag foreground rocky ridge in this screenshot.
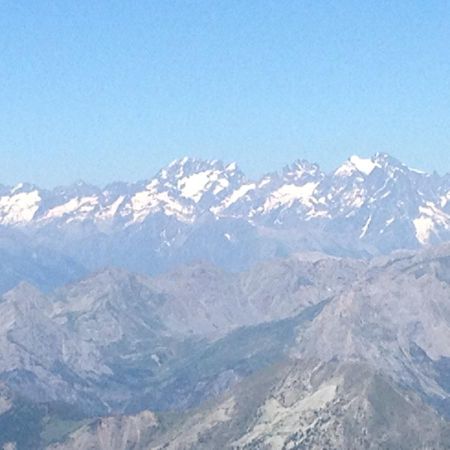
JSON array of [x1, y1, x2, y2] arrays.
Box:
[[2, 245, 450, 448], [0, 253, 358, 418]]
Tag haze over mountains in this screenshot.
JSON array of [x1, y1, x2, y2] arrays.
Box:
[[2, 244, 450, 448], [2, 153, 450, 293], [3, 153, 450, 448]]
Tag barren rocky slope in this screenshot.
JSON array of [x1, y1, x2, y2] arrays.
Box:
[[2, 245, 450, 448]]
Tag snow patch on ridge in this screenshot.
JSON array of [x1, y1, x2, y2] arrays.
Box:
[[178, 170, 230, 202], [96, 196, 125, 221], [360, 215, 372, 238], [128, 190, 193, 223], [262, 182, 318, 212], [335, 156, 378, 177], [178, 171, 215, 202], [44, 196, 99, 220], [0, 190, 41, 224], [10, 183, 24, 194], [214, 183, 256, 212], [349, 155, 377, 175], [413, 202, 450, 244]]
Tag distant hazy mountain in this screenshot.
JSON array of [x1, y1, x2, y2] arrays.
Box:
[[1, 154, 450, 292], [2, 245, 450, 448]]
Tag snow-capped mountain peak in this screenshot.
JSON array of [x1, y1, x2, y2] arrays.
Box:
[[335, 155, 379, 177], [156, 158, 246, 205], [1, 154, 450, 253], [282, 160, 323, 182], [0, 184, 42, 225]]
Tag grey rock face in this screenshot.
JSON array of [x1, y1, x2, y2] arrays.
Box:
[[83, 361, 450, 450], [0, 253, 349, 417], [294, 244, 450, 412], [52, 246, 450, 448], [4, 244, 450, 448], [48, 411, 158, 450]]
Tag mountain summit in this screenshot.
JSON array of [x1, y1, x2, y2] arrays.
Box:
[[1, 154, 450, 291]]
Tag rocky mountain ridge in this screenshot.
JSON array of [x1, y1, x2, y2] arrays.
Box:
[[2, 153, 450, 293], [2, 245, 450, 448], [2, 155, 449, 242]]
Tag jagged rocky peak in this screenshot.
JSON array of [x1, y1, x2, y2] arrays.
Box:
[[72, 266, 139, 287], [0, 182, 43, 225], [2, 281, 45, 304], [0, 183, 41, 199], [51, 180, 101, 199], [333, 152, 410, 178], [159, 156, 242, 180], [8, 182, 41, 194], [282, 159, 323, 180], [104, 180, 137, 196], [148, 156, 246, 205], [334, 155, 372, 177], [283, 159, 322, 176], [1, 153, 450, 256], [372, 151, 402, 167], [56, 266, 152, 304]]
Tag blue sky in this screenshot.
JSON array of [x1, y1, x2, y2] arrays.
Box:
[[1, 0, 450, 186]]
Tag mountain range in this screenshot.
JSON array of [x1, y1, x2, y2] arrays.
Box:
[[2, 244, 450, 448], [3, 154, 450, 448], [2, 153, 450, 293]]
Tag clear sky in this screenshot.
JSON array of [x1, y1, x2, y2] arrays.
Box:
[[1, 0, 450, 187]]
